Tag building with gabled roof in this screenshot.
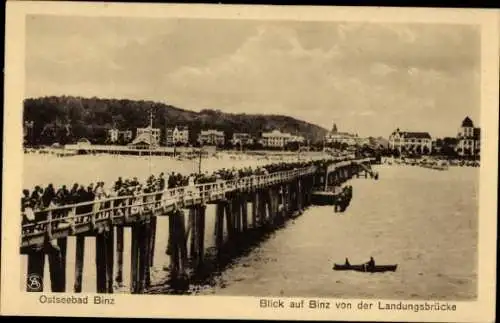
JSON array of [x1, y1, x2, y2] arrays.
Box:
[[134, 126, 161, 147], [166, 126, 189, 146], [388, 128, 433, 155], [128, 132, 158, 149], [324, 123, 358, 146]]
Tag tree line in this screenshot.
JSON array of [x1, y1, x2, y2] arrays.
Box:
[[23, 96, 328, 147]]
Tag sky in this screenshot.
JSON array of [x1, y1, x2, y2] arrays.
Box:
[[25, 15, 481, 138]]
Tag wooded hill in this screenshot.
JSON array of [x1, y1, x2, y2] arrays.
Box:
[[23, 96, 329, 146]]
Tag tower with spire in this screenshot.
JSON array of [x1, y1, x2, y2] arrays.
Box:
[[456, 116, 480, 157], [324, 121, 357, 146]]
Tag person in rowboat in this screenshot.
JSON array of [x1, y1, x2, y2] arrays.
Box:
[[366, 257, 375, 271]]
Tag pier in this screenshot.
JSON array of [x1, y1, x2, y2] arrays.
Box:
[[21, 157, 374, 294]]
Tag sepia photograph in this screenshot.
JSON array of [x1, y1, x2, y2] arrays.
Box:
[[2, 2, 498, 322]]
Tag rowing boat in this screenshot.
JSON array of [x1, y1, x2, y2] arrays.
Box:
[[333, 263, 397, 273]]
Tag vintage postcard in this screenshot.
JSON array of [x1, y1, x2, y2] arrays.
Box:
[[2, 1, 499, 321]]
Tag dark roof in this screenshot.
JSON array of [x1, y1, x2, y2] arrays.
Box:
[[443, 137, 458, 145], [402, 132, 432, 139], [129, 133, 154, 146], [167, 126, 189, 131], [434, 137, 458, 147], [461, 116, 474, 127], [77, 138, 91, 144], [473, 127, 480, 140]]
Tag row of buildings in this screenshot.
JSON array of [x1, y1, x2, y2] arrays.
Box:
[[38, 114, 479, 157], [318, 117, 480, 158], [388, 116, 480, 157], [108, 126, 306, 148]]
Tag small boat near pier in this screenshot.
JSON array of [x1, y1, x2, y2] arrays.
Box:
[[419, 159, 449, 171], [333, 263, 398, 273]]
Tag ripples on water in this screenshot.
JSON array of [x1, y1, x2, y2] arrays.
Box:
[[196, 165, 479, 300], [21, 156, 478, 300]]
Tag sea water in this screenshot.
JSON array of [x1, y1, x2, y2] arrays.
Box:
[[20, 156, 478, 300]]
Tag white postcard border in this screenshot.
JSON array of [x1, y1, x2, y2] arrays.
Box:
[[2, 2, 499, 322]]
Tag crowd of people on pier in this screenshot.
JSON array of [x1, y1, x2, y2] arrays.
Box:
[[21, 157, 350, 227]]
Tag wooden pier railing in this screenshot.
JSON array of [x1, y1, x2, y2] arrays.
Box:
[[21, 165, 318, 249]]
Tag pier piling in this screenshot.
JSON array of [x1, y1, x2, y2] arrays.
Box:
[[105, 227, 114, 293], [224, 202, 234, 243], [189, 207, 198, 261], [251, 192, 258, 228], [241, 197, 248, 232], [149, 216, 157, 267], [130, 224, 140, 293], [138, 222, 148, 292], [95, 232, 107, 293], [233, 196, 242, 234], [47, 242, 65, 292], [196, 205, 206, 270], [115, 226, 124, 284], [74, 235, 85, 293], [26, 247, 45, 292], [57, 238, 68, 290], [215, 202, 225, 258]]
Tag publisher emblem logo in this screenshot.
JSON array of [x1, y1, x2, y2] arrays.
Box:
[[27, 273, 42, 292]]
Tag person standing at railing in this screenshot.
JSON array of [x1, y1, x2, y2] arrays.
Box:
[[70, 185, 83, 224], [114, 177, 123, 191], [155, 173, 166, 207], [104, 184, 115, 217], [83, 185, 96, 222], [95, 182, 108, 220], [130, 185, 142, 214], [30, 186, 43, 210], [55, 185, 69, 205], [167, 172, 175, 189], [31, 185, 48, 223], [185, 174, 195, 196], [74, 185, 87, 224], [143, 180, 156, 212], [115, 185, 128, 216], [69, 183, 79, 204], [21, 189, 35, 225], [131, 177, 140, 187], [37, 183, 57, 229], [94, 181, 104, 197], [21, 189, 30, 211]]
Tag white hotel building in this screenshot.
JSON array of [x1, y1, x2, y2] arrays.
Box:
[[260, 130, 305, 148], [166, 126, 189, 145], [108, 128, 133, 143], [388, 128, 432, 154], [198, 129, 225, 146], [324, 123, 358, 146]]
